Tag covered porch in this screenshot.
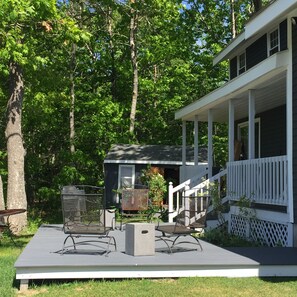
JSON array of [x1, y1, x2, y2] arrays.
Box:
[[173, 49, 294, 246]]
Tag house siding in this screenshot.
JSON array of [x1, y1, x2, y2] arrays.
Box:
[[235, 105, 286, 159], [230, 57, 237, 80], [280, 19, 288, 51], [292, 21, 297, 224], [246, 34, 267, 70], [260, 105, 286, 158], [229, 19, 288, 80]]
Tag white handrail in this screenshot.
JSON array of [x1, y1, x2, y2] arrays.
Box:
[[168, 169, 227, 222]]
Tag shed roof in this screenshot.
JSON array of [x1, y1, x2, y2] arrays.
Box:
[[104, 144, 208, 165]]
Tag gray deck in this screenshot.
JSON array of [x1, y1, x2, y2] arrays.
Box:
[[15, 224, 297, 288]]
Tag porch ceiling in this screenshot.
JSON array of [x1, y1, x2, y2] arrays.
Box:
[[212, 72, 287, 123], [175, 52, 288, 123]]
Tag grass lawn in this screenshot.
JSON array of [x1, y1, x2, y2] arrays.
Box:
[[1, 233, 297, 296]]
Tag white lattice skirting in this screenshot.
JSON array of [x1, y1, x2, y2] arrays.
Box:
[[230, 214, 289, 247]]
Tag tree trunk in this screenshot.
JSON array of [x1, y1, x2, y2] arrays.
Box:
[[230, 0, 236, 38], [129, 0, 139, 134], [107, 7, 117, 101], [5, 61, 27, 233], [70, 43, 76, 153]]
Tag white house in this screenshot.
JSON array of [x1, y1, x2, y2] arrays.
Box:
[[171, 0, 297, 247]]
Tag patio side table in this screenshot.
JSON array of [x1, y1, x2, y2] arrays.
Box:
[[0, 208, 26, 246], [125, 223, 155, 256]]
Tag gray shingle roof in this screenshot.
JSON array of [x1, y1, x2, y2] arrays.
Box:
[[104, 144, 208, 165]]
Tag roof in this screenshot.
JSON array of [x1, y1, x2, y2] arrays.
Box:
[[104, 144, 208, 165]]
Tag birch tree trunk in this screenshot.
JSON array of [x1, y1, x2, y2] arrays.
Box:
[[230, 0, 236, 38], [70, 43, 76, 153], [129, 0, 139, 134], [5, 61, 27, 233], [107, 7, 117, 101]]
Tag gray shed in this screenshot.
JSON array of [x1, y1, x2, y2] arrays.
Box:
[[103, 144, 207, 207]]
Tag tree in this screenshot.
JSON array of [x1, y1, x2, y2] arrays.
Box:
[[129, 0, 139, 135], [0, 0, 81, 231], [5, 61, 27, 232], [0, 0, 57, 232]]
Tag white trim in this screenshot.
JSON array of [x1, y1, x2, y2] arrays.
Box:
[[208, 110, 213, 177], [268, 27, 280, 56], [213, 33, 245, 66], [245, 0, 297, 39], [104, 159, 208, 166], [194, 115, 199, 166], [214, 1, 297, 65], [118, 164, 135, 190], [182, 121, 187, 166], [230, 206, 289, 224], [237, 118, 261, 159], [175, 51, 288, 121], [248, 90, 256, 160], [228, 99, 235, 162], [238, 51, 246, 75]]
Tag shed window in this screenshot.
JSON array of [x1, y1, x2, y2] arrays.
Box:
[[118, 165, 135, 189], [269, 28, 279, 56]]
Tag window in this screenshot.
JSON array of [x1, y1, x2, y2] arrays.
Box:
[[237, 119, 261, 159], [238, 52, 246, 75], [269, 28, 279, 56], [118, 165, 135, 189]]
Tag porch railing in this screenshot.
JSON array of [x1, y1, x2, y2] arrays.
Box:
[[168, 168, 227, 223], [227, 155, 288, 206]]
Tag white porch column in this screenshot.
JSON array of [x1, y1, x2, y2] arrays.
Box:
[[208, 110, 213, 177], [228, 99, 235, 162], [248, 90, 255, 160], [182, 120, 187, 166], [194, 115, 199, 166]]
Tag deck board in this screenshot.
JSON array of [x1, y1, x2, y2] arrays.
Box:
[[14, 224, 297, 288]]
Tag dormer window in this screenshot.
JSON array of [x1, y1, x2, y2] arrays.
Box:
[[269, 28, 279, 55], [238, 52, 246, 75]]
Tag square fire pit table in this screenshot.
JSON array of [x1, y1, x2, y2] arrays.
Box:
[[125, 223, 155, 256]]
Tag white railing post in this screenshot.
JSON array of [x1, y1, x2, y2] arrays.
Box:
[[168, 181, 174, 223], [184, 182, 190, 226]]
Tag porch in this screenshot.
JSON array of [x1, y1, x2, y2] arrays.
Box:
[[14, 224, 297, 290], [168, 155, 291, 247]]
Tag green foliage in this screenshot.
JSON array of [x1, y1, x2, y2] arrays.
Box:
[[236, 195, 257, 220], [202, 226, 260, 247], [0, 0, 263, 222], [141, 166, 167, 205]]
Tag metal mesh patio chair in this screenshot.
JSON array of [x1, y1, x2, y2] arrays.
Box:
[[155, 196, 209, 253], [119, 185, 150, 230], [61, 185, 117, 255]]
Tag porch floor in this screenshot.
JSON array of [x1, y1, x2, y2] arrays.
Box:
[[15, 224, 297, 289]]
